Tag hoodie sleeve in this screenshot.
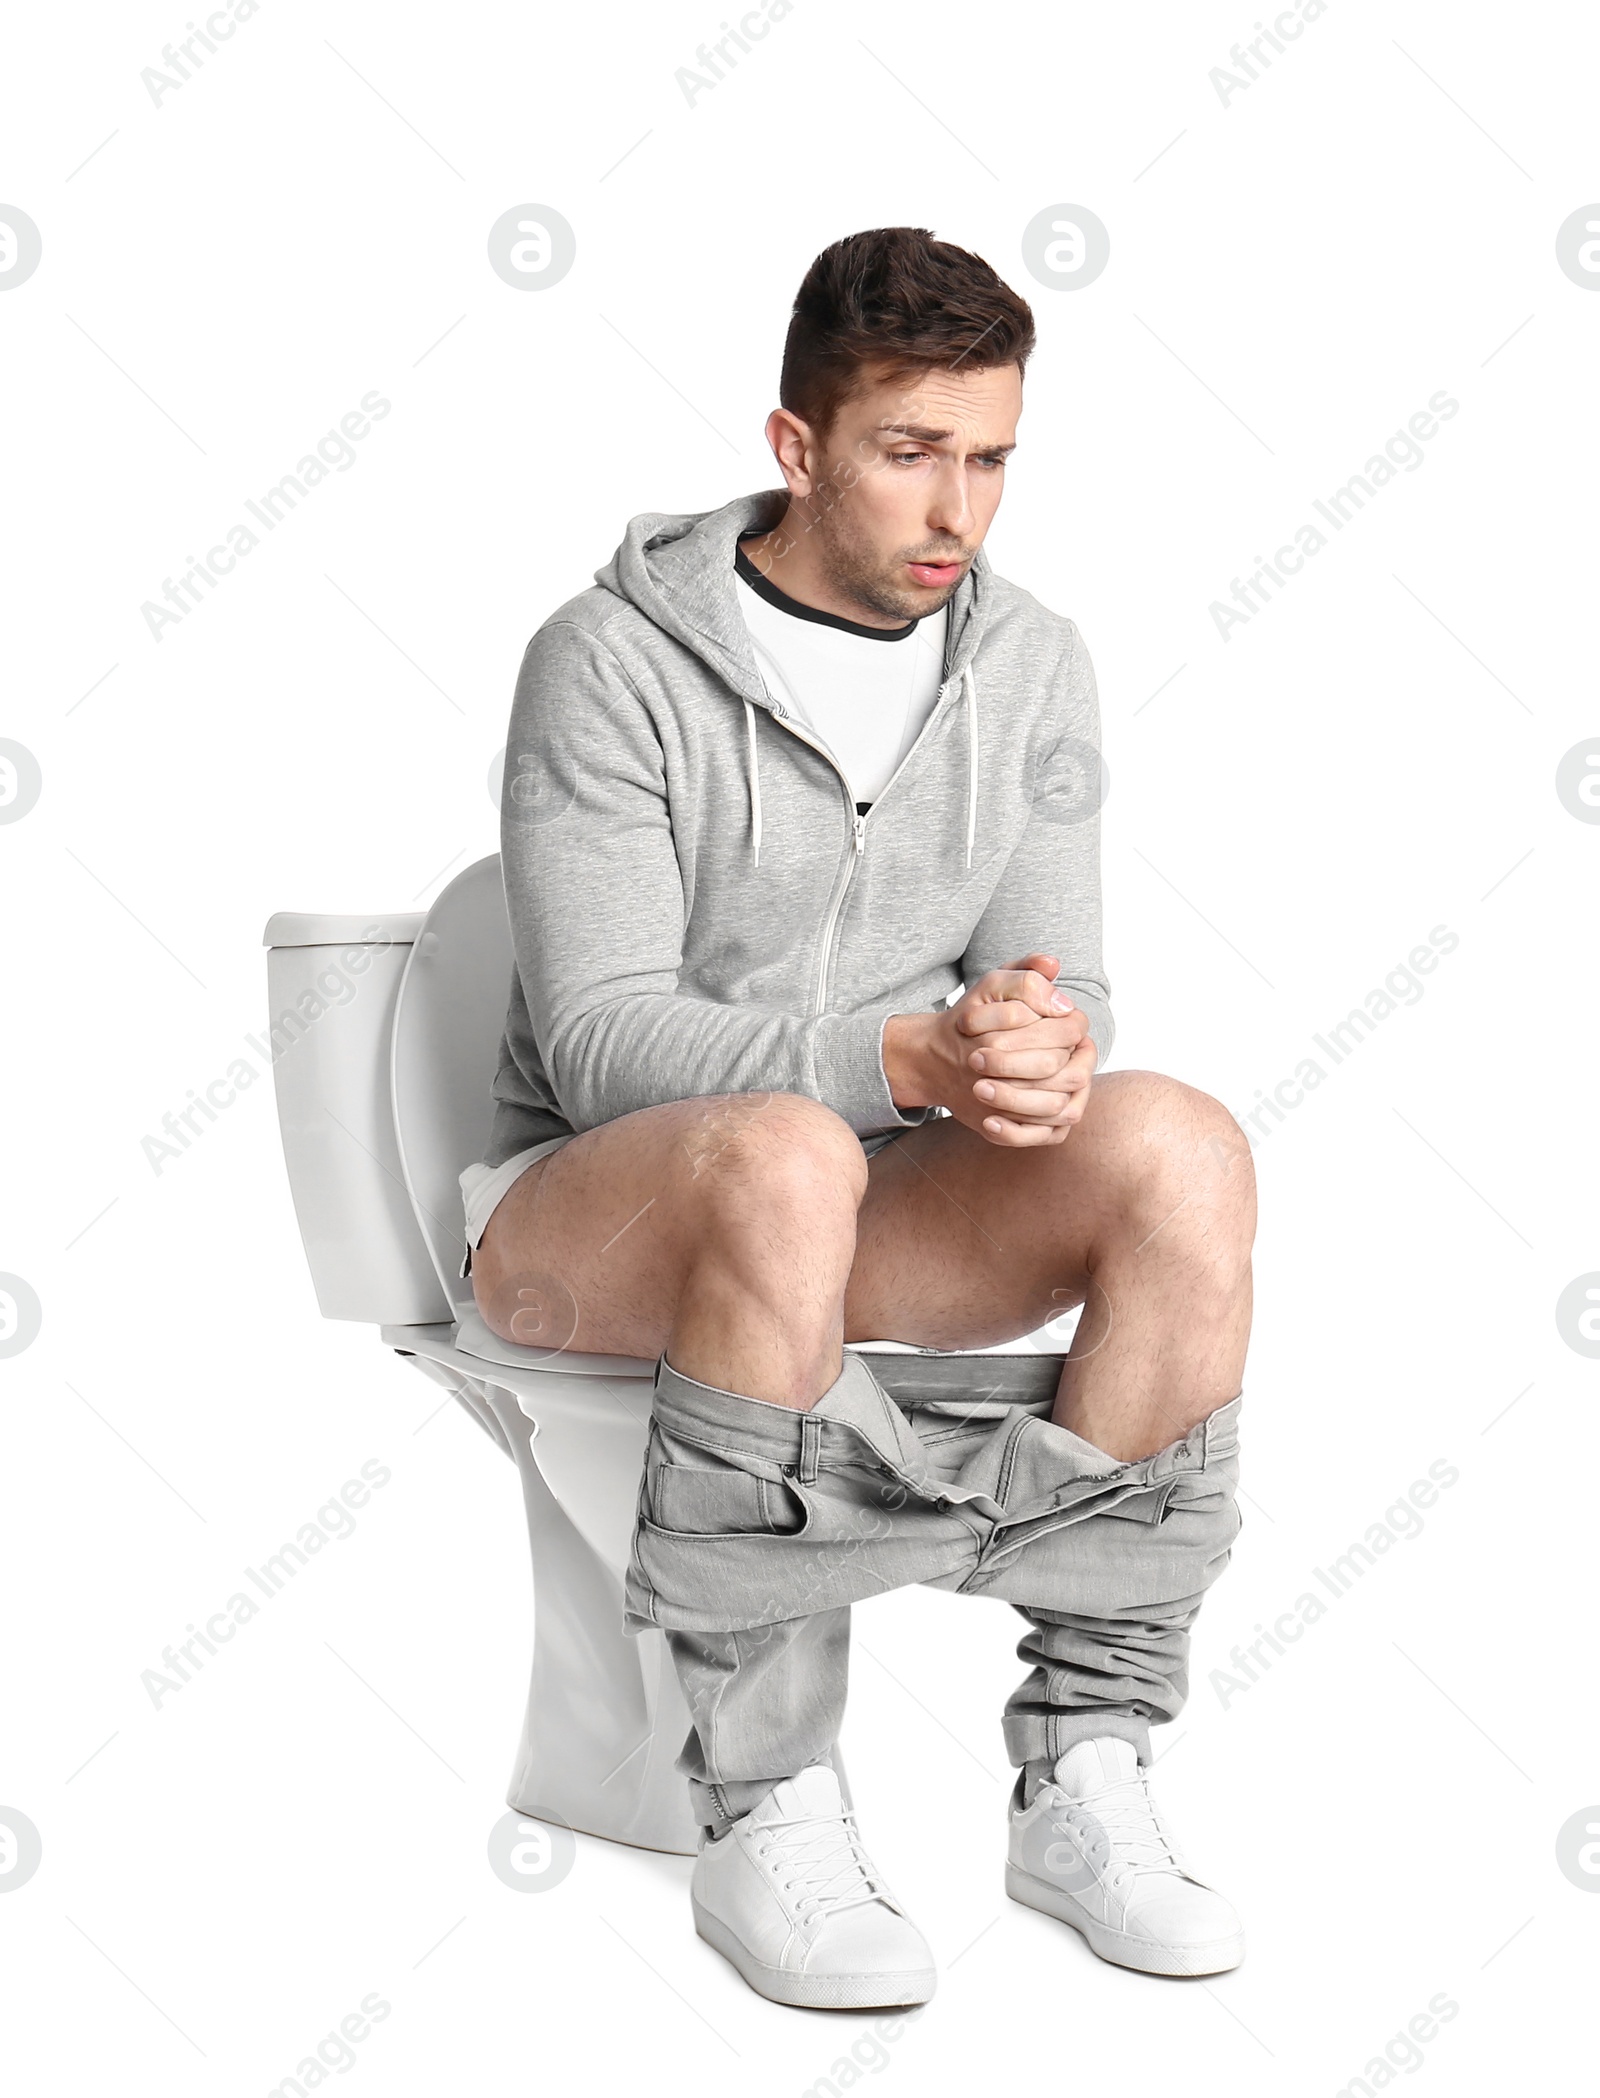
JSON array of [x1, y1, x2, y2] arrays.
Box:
[[500, 619, 933, 1138], [957, 619, 1115, 1064]]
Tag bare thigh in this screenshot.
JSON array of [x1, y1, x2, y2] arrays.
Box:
[[842, 1109, 1104, 1350], [470, 1086, 1118, 1360], [843, 1066, 1252, 1353], [470, 1091, 865, 1357]]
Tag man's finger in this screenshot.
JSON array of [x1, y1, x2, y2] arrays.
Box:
[[963, 1005, 1088, 1055], [958, 987, 1080, 1039], [967, 1045, 1086, 1082], [972, 1078, 1080, 1122], [979, 1113, 1073, 1147], [960, 966, 1074, 1030]]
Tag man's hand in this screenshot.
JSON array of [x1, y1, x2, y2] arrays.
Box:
[[882, 953, 1098, 1147]]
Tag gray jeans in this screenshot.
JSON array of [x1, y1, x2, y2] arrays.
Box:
[[622, 1350, 1242, 1834]]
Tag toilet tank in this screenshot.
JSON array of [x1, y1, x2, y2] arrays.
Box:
[[262, 910, 454, 1325]]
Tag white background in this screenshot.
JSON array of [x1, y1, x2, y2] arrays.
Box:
[[2, 0, 1596, 2090]]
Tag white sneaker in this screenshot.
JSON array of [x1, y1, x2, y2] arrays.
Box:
[[691, 1764, 936, 2009], [1006, 1738, 1244, 1975]]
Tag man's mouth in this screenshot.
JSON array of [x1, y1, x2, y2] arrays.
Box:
[[906, 559, 964, 588]]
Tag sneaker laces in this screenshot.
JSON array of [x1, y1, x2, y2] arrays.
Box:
[[752, 1806, 892, 1922], [1050, 1767, 1187, 1890]]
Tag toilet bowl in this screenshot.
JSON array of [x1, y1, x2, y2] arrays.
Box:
[[263, 855, 1073, 1857]]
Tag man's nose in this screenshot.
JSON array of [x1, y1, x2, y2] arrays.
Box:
[[925, 466, 976, 542]]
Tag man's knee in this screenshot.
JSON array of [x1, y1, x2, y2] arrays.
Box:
[[683, 1092, 870, 1222], [1087, 1070, 1256, 1247]]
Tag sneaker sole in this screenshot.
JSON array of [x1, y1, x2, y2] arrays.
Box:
[[691, 1895, 936, 2010], [1004, 1864, 1244, 1977]]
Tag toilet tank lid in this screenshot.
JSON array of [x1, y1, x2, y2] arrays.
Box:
[[263, 910, 426, 948]]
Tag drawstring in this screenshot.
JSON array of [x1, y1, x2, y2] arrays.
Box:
[[742, 664, 978, 871], [963, 661, 978, 871], [743, 697, 763, 867]]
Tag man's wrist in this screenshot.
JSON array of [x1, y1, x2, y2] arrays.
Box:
[[881, 1011, 939, 1110]]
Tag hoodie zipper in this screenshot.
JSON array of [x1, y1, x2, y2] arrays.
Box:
[[762, 707, 863, 1014], [814, 810, 867, 1013], [762, 679, 958, 1016]]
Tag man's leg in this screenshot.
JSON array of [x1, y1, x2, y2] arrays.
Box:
[[843, 1068, 1256, 1463], [845, 1065, 1253, 1754], [473, 1094, 872, 1797], [475, 1092, 941, 1805], [472, 1088, 868, 1405], [843, 1068, 1255, 1974], [471, 1090, 943, 2007]]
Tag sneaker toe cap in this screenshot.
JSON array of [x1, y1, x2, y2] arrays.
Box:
[[797, 1904, 933, 1980], [1127, 1885, 1242, 1951]]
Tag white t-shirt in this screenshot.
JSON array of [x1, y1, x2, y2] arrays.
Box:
[[734, 539, 949, 810]]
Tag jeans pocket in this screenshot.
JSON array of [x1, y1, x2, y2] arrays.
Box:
[[649, 1460, 807, 1537]]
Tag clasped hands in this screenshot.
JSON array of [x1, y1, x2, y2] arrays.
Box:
[[882, 952, 1097, 1147]]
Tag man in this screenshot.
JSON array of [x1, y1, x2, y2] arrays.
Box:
[[463, 227, 1255, 2011]]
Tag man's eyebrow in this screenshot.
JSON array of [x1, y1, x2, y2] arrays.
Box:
[[876, 422, 1016, 454]]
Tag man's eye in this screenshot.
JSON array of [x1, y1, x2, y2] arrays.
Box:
[[888, 449, 1006, 467]]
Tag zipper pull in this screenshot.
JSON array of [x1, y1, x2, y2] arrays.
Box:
[[852, 812, 866, 855]]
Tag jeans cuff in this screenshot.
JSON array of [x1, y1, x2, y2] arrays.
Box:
[[686, 1743, 845, 1836], [1010, 1709, 1153, 1801]]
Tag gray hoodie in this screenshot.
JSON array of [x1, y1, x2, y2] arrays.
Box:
[[483, 485, 1112, 1168]]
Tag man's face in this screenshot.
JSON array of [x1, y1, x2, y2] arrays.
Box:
[[799, 360, 1021, 623]]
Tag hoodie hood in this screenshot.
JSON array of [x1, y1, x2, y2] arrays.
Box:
[[594, 485, 992, 700], [593, 487, 994, 867]]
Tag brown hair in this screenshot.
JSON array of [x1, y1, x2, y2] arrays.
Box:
[[778, 226, 1036, 443]]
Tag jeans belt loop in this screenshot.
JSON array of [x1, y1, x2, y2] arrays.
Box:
[[798, 1413, 822, 1485]]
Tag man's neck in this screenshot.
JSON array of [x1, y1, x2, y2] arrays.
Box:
[[737, 518, 911, 632]]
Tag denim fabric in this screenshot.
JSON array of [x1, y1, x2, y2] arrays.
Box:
[[622, 1349, 1242, 1834]]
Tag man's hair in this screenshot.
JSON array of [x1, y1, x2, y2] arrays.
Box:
[[779, 226, 1036, 443]]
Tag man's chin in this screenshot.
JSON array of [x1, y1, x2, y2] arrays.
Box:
[[896, 580, 959, 613], [872, 570, 964, 616]]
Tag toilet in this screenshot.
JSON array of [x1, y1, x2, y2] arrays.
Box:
[[263, 854, 1074, 1857]]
